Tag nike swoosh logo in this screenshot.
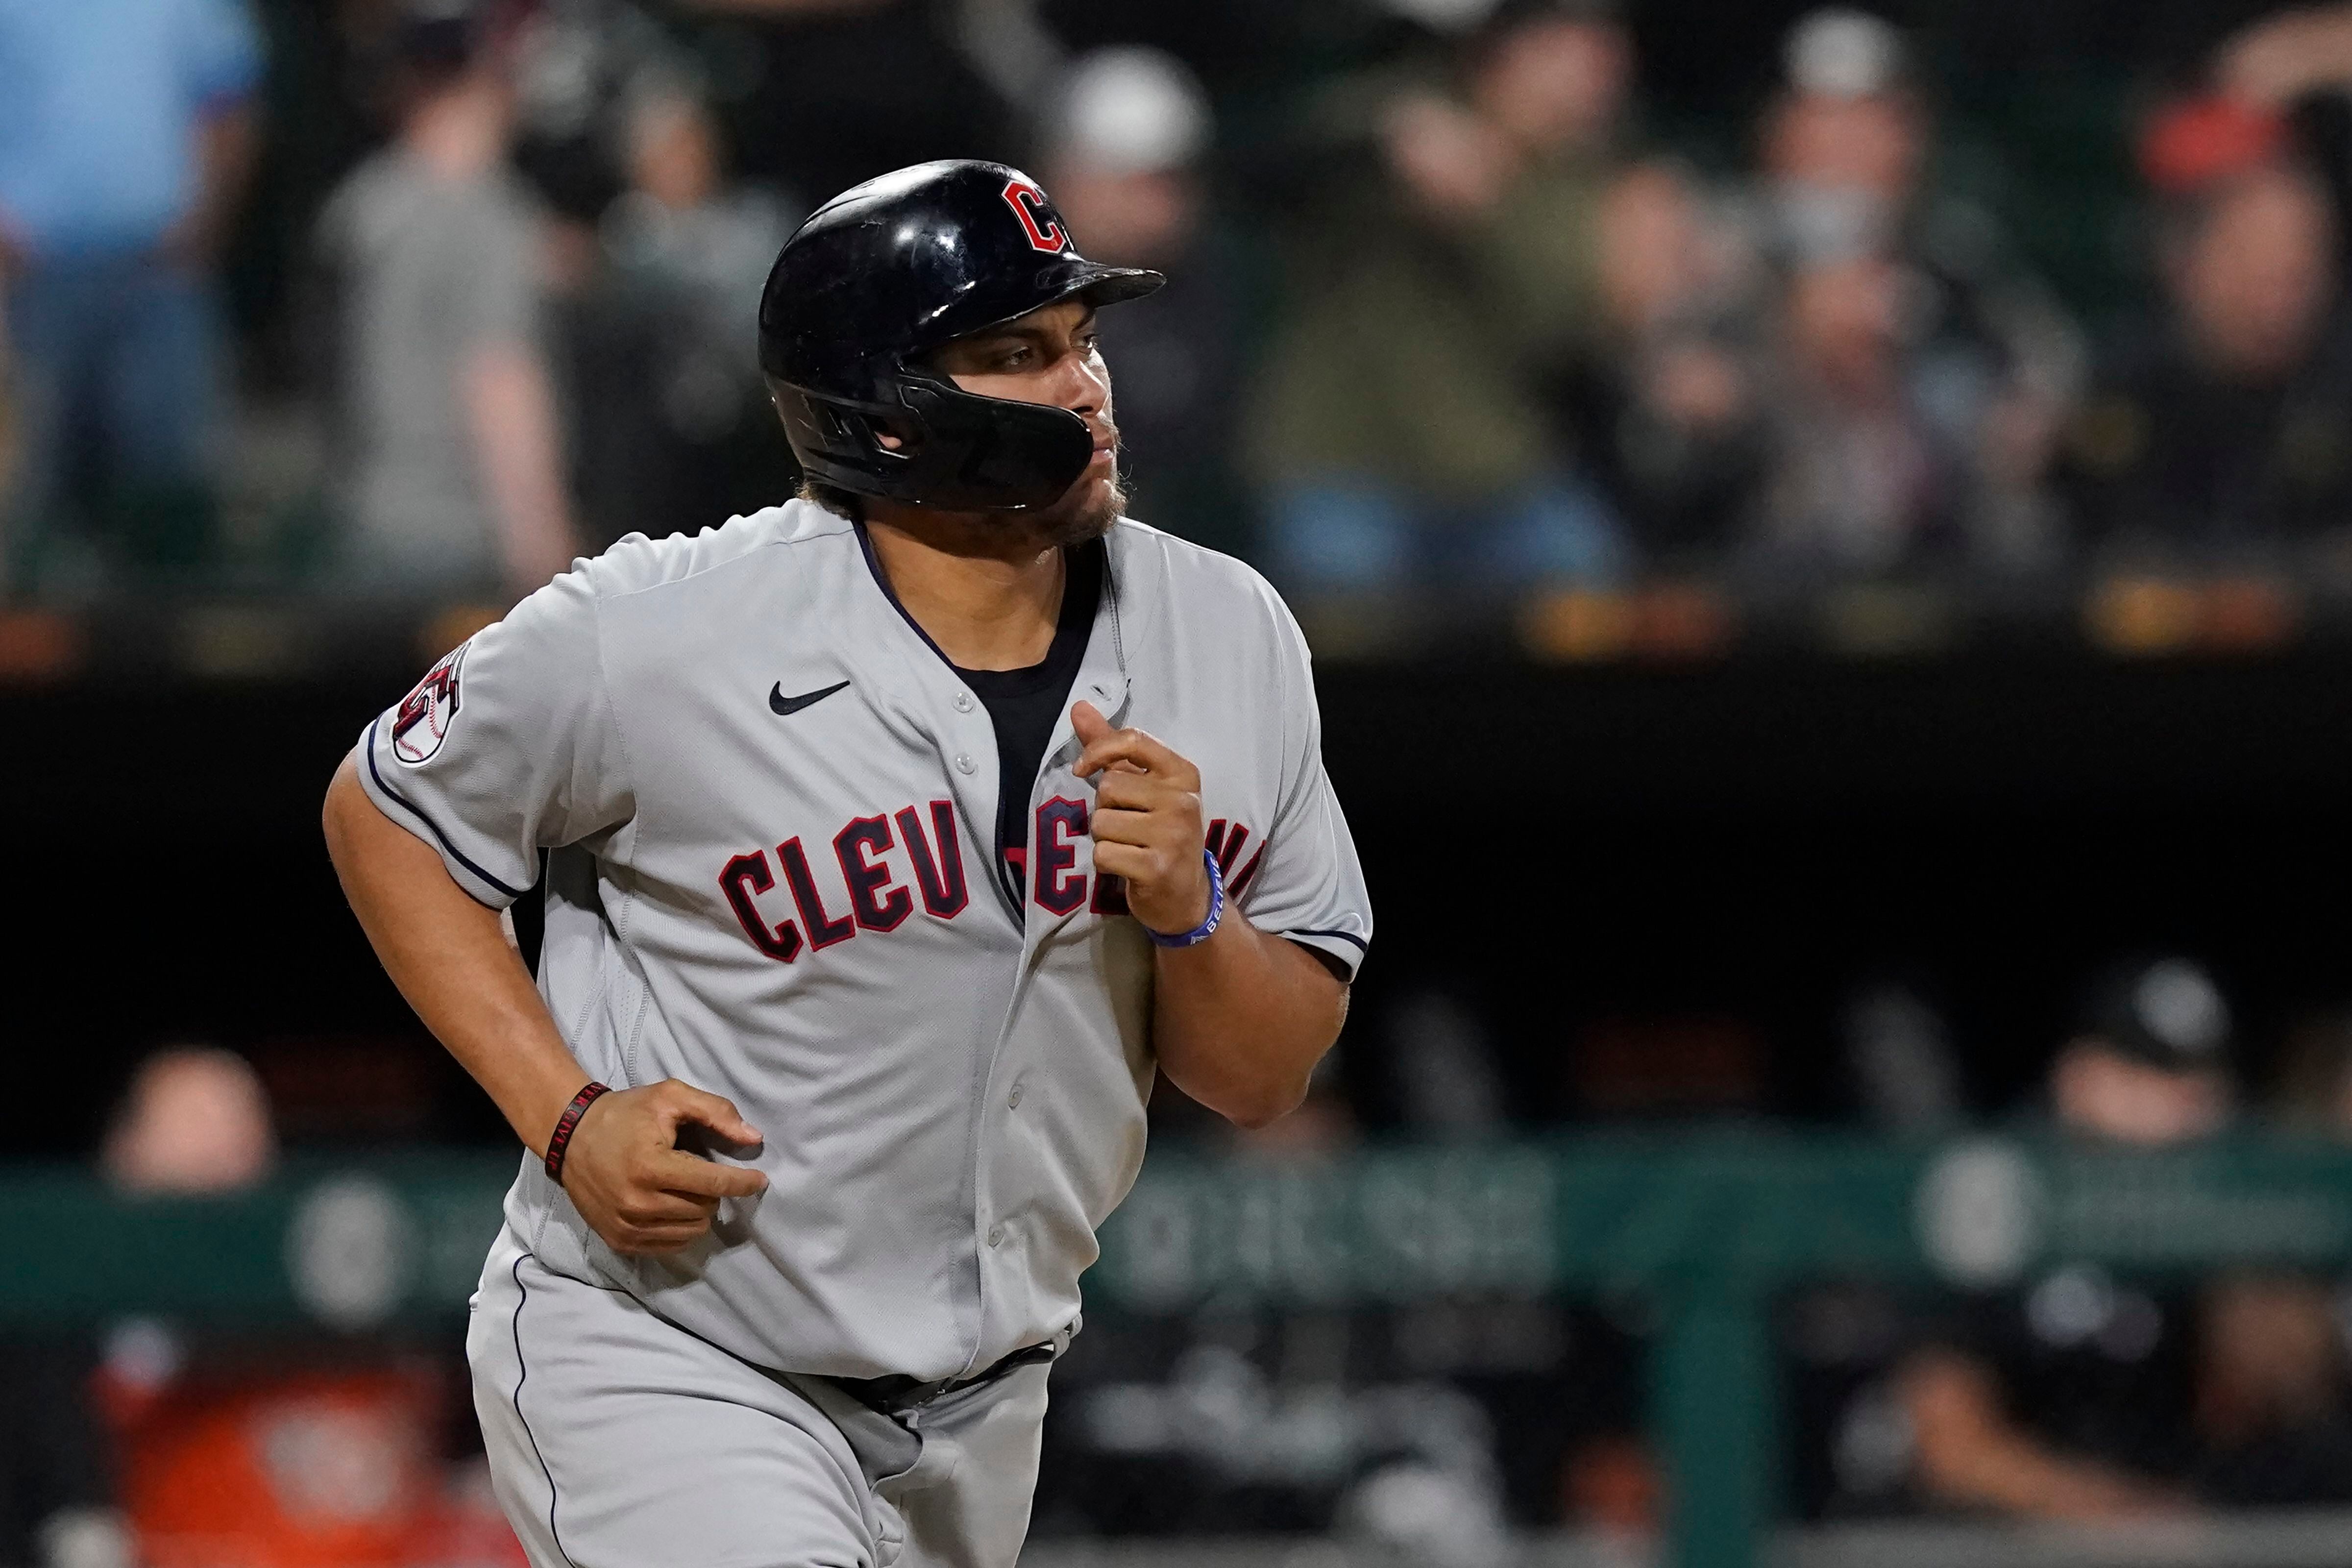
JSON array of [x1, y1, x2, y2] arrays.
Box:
[[769, 679, 851, 716]]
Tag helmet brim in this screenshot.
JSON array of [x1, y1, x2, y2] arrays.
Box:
[[1064, 263, 1167, 309], [920, 261, 1165, 354]]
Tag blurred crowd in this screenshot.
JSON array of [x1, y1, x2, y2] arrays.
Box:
[[10, 0, 2352, 620], [1798, 957, 2352, 1527]]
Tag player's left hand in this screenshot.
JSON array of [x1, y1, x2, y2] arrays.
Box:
[[1072, 701, 1211, 937]]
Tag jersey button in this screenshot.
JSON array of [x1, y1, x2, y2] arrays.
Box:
[[954, 753, 978, 775], [954, 692, 975, 713], [1008, 1083, 1023, 1109], [987, 1224, 1005, 1247]]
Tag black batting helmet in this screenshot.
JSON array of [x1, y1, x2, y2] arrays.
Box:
[[758, 160, 1164, 512]]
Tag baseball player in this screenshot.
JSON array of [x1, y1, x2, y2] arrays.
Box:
[[323, 159, 1372, 1568]]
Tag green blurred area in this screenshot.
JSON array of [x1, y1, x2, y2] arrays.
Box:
[[17, 1133, 2352, 1568]]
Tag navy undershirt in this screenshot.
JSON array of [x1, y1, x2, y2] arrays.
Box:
[[951, 539, 1104, 905]]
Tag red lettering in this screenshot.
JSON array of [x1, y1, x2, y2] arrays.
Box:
[[1034, 797, 1089, 915], [896, 801, 969, 918], [835, 815, 913, 932], [778, 836, 856, 949], [719, 850, 804, 962]]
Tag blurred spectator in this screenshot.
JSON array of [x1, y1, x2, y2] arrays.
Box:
[[569, 73, 796, 546], [2191, 1272, 2352, 1505], [1726, 10, 2081, 586], [1841, 980, 1966, 1131], [314, 0, 580, 598], [1878, 958, 2352, 1519], [2058, 102, 2352, 565], [0, 1047, 278, 1568], [1380, 988, 1510, 1135], [1747, 251, 1971, 584], [1753, 11, 1924, 270], [102, 1046, 277, 1195], [1554, 160, 1766, 563], [2272, 1009, 2352, 1132], [2215, 4, 2352, 110], [1042, 48, 1253, 554], [0, 0, 263, 598], [1247, 0, 1638, 597], [90, 1046, 518, 1568], [505, 0, 680, 231]]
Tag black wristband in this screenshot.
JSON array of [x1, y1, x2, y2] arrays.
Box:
[[543, 1082, 611, 1185]]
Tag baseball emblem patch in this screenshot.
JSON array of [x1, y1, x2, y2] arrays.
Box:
[[392, 642, 467, 764]]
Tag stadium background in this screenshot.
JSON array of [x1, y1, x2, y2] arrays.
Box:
[[10, 0, 2352, 1565]]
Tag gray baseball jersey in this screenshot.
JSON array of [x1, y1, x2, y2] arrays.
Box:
[[359, 499, 1371, 1383]]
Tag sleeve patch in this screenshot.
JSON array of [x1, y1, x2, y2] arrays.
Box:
[[392, 642, 469, 764]]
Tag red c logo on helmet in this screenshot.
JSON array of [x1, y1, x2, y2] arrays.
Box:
[[1001, 177, 1070, 254]]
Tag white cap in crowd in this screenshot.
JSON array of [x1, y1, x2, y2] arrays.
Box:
[[1050, 48, 1213, 176], [1784, 8, 1908, 99]]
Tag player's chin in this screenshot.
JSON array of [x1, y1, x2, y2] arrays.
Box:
[[1030, 469, 1125, 548]]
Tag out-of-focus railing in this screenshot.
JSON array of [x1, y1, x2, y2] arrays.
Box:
[[5, 568, 2352, 689], [12, 1135, 2352, 1567], [1023, 1512, 2352, 1568]]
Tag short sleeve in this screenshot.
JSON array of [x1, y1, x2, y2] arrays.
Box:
[[1236, 606, 1372, 979], [179, 0, 264, 110], [355, 569, 631, 908]]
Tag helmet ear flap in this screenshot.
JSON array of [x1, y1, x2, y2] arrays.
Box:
[[767, 380, 914, 471], [896, 380, 1094, 508], [766, 369, 1092, 512], [813, 401, 862, 445], [823, 401, 921, 459]]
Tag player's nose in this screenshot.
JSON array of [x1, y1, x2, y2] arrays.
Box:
[[1048, 342, 1109, 419]]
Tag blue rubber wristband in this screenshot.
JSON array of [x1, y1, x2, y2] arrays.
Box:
[[1145, 848, 1225, 948]]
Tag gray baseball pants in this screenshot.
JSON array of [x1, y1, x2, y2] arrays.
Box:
[[467, 1230, 1053, 1568]]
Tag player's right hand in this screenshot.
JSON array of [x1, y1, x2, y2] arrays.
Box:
[[558, 1079, 768, 1256]]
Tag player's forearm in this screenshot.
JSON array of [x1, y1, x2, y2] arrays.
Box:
[[1916, 1424, 2177, 1519], [1902, 1351, 2181, 1519], [1150, 914, 1347, 1127], [323, 753, 590, 1154], [462, 345, 580, 592]]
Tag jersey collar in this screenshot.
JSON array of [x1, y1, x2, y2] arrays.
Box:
[[849, 516, 1131, 725]]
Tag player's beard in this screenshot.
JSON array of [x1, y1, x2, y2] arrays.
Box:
[[1025, 463, 1127, 550], [866, 441, 1126, 557]]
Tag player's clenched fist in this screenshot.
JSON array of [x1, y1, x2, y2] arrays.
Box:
[[1072, 700, 1211, 938], [557, 1079, 768, 1255]]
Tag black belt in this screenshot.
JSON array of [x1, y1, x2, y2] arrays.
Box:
[[832, 1340, 1058, 1415]]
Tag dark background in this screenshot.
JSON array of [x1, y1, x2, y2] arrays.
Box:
[[14, 643, 2348, 1155]]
